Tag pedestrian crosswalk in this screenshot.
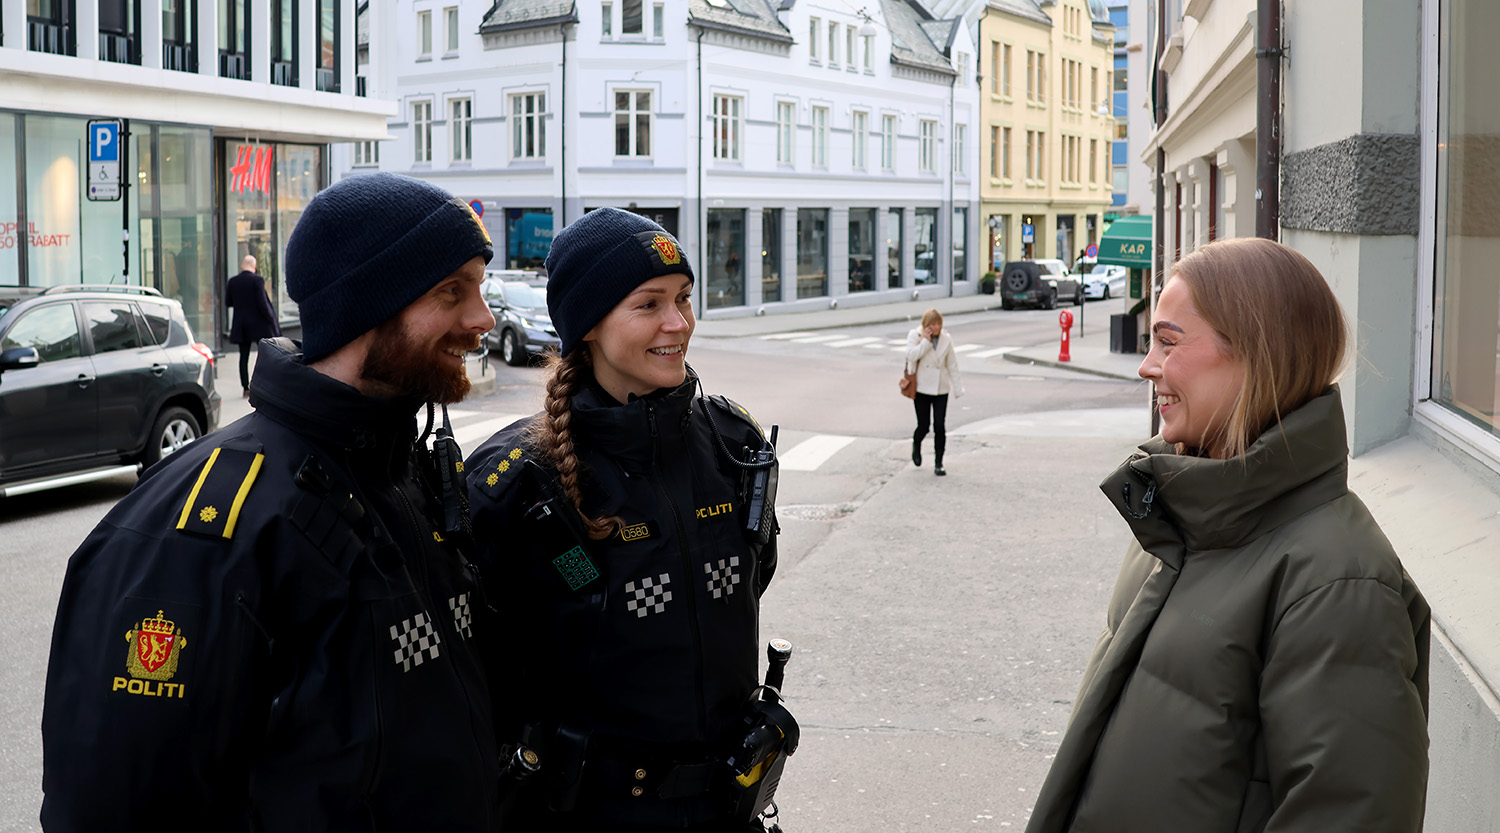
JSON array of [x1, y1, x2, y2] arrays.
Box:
[[440, 407, 867, 474], [760, 332, 1021, 359]]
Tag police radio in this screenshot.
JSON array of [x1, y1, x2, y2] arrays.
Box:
[[725, 639, 799, 831], [742, 425, 778, 547]]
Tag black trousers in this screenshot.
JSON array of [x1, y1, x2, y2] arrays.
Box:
[[912, 392, 948, 461], [238, 341, 253, 392]]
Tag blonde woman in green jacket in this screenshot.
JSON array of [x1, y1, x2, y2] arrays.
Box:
[[1026, 237, 1429, 833]]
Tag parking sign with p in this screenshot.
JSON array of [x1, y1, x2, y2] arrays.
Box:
[[87, 120, 121, 202]]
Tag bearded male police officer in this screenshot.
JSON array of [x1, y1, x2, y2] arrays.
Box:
[[41, 173, 502, 832]]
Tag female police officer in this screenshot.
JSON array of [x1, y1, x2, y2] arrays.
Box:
[[466, 208, 780, 832]]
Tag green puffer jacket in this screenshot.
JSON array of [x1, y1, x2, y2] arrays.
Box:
[[1026, 386, 1430, 833]]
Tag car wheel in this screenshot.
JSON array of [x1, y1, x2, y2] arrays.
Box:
[[1003, 269, 1031, 294], [1043, 288, 1058, 310], [501, 328, 528, 367], [143, 406, 200, 467]]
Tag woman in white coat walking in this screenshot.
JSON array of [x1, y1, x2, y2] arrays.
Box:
[[905, 308, 963, 475]]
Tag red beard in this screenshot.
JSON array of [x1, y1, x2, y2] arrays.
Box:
[[360, 317, 478, 404]]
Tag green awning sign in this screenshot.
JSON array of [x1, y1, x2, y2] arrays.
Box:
[[1097, 215, 1153, 269]]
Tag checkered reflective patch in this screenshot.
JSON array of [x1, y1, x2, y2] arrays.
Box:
[[449, 593, 473, 639], [624, 573, 673, 618], [705, 556, 742, 600], [390, 612, 442, 672]]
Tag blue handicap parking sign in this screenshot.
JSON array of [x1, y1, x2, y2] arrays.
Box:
[[89, 121, 120, 163]]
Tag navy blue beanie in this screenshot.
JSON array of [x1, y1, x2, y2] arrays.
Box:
[[286, 172, 493, 362], [545, 207, 695, 355]]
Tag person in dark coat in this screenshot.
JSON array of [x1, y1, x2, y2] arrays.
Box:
[[226, 254, 281, 398], [41, 173, 503, 832], [1025, 237, 1429, 833], [465, 207, 782, 832]]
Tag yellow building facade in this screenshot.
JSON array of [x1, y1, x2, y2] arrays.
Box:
[[978, 0, 1115, 272]]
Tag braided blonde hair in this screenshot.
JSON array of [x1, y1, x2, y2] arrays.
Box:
[[526, 349, 623, 539]]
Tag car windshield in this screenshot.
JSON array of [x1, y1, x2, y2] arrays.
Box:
[[503, 282, 547, 310]]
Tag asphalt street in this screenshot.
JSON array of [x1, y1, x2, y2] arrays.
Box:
[[0, 303, 1152, 832]]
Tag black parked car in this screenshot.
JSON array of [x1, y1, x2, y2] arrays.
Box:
[[0, 285, 221, 497], [482, 276, 559, 366], [999, 260, 1085, 310]]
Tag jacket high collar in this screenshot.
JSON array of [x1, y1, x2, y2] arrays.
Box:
[[1101, 386, 1351, 561], [250, 339, 425, 478], [569, 367, 700, 466]]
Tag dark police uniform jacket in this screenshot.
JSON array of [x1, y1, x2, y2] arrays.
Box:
[[465, 370, 777, 827], [41, 340, 501, 833]]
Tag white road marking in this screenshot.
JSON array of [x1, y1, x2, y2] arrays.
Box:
[[970, 346, 1021, 358], [778, 434, 858, 471], [789, 334, 849, 344], [826, 336, 883, 347], [449, 414, 531, 451], [953, 343, 984, 353], [760, 332, 819, 340]]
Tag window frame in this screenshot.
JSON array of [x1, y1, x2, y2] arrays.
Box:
[[918, 119, 937, 174], [511, 91, 547, 160], [811, 105, 829, 167], [776, 100, 797, 165], [417, 9, 432, 59], [449, 96, 472, 163], [712, 93, 743, 162], [852, 109, 868, 169], [881, 113, 897, 170], [809, 17, 820, 61], [444, 5, 458, 53], [412, 99, 433, 163], [613, 88, 653, 157]]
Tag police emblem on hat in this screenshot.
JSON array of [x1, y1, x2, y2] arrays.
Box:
[[125, 610, 187, 681], [651, 234, 681, 266]]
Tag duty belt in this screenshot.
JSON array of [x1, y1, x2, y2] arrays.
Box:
[[590, 751, 723, 801]]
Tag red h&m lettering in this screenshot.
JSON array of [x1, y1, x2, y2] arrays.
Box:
[[230, 145, 275, 195]]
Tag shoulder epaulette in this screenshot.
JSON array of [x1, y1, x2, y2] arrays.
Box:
[[176, 445, 266, 539], [707, 394, 766, 441], [472, 442, 532, 501]]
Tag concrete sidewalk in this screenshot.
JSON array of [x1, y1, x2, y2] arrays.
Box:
[[694, 293, 1146, 382]]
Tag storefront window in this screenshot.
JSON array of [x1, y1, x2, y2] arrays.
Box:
[[224, 140, 323, 332], [888, 208, 904, 288], [761, 208, 781, 303], [796, 208, 828, 299], [154, 126, 214, 341], [954, 207, 968, 282], [0, 116, 18, 282], [1433, 0, 1500, 436], [20, 115, 140, 287], [913, 207, 938, 285], [848, 208, 875, 292], [506, 208, 553, 271], [705, 209, 745, 309], [274, 144, 321, 322]]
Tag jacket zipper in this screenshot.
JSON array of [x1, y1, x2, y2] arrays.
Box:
[[647, 403, 710, 739]]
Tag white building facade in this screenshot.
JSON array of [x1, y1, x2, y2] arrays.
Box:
[[2, 0, 392, 346], [1146, 0, 1500, 826], [340, 0, 980, 318]]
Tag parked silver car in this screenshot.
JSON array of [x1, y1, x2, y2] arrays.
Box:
[[1079, 261, 1129, 300], [482, 278, 558, 366]]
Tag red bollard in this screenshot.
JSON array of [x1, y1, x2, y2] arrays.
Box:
[[1058, 309, 1073, 362]]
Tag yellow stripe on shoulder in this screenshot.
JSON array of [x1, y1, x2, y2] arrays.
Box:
[[177, 448, 266, 539]]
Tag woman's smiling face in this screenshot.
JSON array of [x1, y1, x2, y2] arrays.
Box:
[[583, 274, 695, 402], [1137, 277, 1245, 457]]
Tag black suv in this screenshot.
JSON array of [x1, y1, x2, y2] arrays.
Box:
[[999, 260, 1085, 310], [0, 285, 221, 497]]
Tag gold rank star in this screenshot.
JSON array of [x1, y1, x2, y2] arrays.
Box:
[[199, 506, 218, 523]]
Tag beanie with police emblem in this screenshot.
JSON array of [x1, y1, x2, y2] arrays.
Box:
[[545, 207, 695, 356], [286, 172, 494, 363]]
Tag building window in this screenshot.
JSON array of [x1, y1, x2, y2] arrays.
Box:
[[622, 0, 643, 34], [990, 126, 1000, 177], [1091, 66, 1099, 112], [512, 92, 546, 159], [450, 98, 472, 162], [828, 21, 839, 67], [863, 34, 873, 70], [848, 208, 877, 292], [776, 101, 796, 164], [811, 106, 829, 167], [1434, 0, 1500, 438], [1002, 43, 1012, 95], [271, 0, 296, 86], [888, 207, 904, 288], [614, 90, 652, 157], [413, 100, 432, 163], [852, 110, 868, 169], [1026, 50, 1046, 103], [445, 6, 458, 52], [954, 124, 965, 175], [881, 114, 897, 170], [846, 26, 855, 69], [218, 0, 251, 76], [602, 2, 612, 36], [918, 119, 937, 174], [713, 94, 742, 161], [1003, 126, 1011, 177], [353, 140, 379, 167], [796, 208, 829, 298], [1025, 129, 1045, 181], [163, 0, 197, 71], [316, 0, 339, 91], [706, 209, 746, 309], [809, 17, 820, 60], [914, 207, 937, 284], [653, 2, 663, 37], [762, 208, 782, 302], [991, 42, 1001, 94], [418, 9, 432, 58]]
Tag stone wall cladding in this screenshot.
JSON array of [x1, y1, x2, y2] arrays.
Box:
[[1281, 133, 1420, 236]]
